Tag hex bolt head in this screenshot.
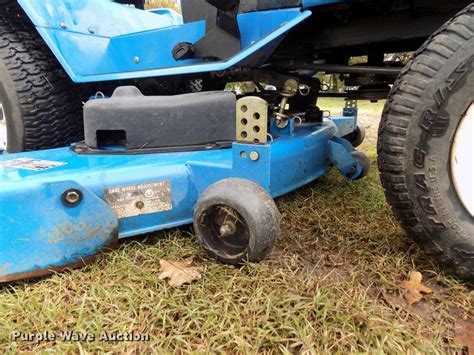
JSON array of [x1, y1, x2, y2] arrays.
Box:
[[219, 222, 237, 237], [250, 151, 260, 161], [60, 22, 67, 29], [61, 189, 83, 207]]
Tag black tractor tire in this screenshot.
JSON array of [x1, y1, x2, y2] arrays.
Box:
[[0, 3, 87, 152], [194, 178, 280, 264], [378, 4, 474, 281]]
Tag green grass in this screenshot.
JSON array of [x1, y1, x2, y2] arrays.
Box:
[[0, 139, 472, 353]]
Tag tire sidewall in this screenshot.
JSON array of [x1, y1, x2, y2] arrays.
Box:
[[0, 58, 24, 152], [404, 41, 474, 255]]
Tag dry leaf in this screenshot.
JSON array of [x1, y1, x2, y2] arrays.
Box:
[[158, 256, 204, 287], [381, 290, 406, 309], [454, 319, 474, 353], [399, 271, 433, 305]]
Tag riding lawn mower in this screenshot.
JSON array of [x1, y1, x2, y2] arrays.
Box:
[[0, 0, 472, 282]]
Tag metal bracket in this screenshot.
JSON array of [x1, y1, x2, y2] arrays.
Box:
[[343, 99, 358, 117], [174, 0, 242, 60], [327, 137, 364, 180], [236, 96, 268, 144]]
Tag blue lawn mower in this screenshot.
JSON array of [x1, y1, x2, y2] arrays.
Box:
[[0, 0, 473, 282]]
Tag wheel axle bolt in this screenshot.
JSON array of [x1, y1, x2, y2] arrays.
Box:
[[219, 223, 236, 237]]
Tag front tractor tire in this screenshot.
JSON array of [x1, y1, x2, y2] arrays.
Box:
[[0, 3, 87, 152], [378, 4, 474, 281]]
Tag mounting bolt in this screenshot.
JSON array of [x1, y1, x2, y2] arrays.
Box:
[[250, 151, 260, 161], [60, 22, 67, 29], [62, 189, 83, 207], [346, 166, 357, 178], [135, 201, 145, 210], [134, 56, 140, 64], [88, 27, 95, 34], [219, 222, 236, 237]]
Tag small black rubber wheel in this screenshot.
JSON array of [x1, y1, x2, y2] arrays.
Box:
[[344, 125, 366, 148], [194, 178, 280, 264], [351, 151, 371, 179], [0, 3, 88, 152], [378, 4, 474, 281]]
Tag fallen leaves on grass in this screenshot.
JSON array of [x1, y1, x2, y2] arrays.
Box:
[[454, 319, 474, 353], [158, 256, 204, 287], [399, 271, 433, 305], [381, 290, 406, 309]]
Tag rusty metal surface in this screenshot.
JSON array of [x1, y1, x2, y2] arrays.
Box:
[[236, 96, 269, 144]]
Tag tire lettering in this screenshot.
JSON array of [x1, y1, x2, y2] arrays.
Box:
[[419, 196, 438, 215], [419, 108, 450, 137], [429, 217, 447, 231], [428, 166, 437, 183], [445, 55, 474, 92], [415, 173, 430, 192], [412, 56, 474, 170], [414, 147, 426, 168], [434, 88, 445, 108], [439, 205, 450, 217], [432, 185, 443, 202]]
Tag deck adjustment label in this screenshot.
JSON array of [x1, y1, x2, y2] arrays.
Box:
[[104, 180, 172, 219]]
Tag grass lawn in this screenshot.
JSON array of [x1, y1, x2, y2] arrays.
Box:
[[0, 100, 472, 353]]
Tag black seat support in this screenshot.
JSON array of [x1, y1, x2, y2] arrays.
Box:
[[173, 0, 242, 61]]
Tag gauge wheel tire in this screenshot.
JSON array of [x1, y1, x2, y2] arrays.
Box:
[[351, 151, 371, 179], [344, 125, 366, 148], [194, 178, 281, 264], [378, 4, 474, 281], [0, 3, 87, 152]]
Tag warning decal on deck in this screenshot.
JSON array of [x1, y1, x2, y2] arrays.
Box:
[[104, 180, 173, 219], [0, 158, 66, 171]]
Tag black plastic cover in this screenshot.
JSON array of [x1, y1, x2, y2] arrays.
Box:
[[83, 86, 236, 151], [182, 0, 301, 23]]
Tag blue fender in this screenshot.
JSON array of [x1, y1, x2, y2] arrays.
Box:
[[17, 0, 312, 83]]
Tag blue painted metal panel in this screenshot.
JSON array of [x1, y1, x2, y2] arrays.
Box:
[[18, 0, 183, 37], [0, 181, 118, 281], [330, 115, 357, 137], [18, 0, 311, 82]]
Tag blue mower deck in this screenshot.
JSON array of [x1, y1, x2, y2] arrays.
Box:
[[0, 114, 363, 283]]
